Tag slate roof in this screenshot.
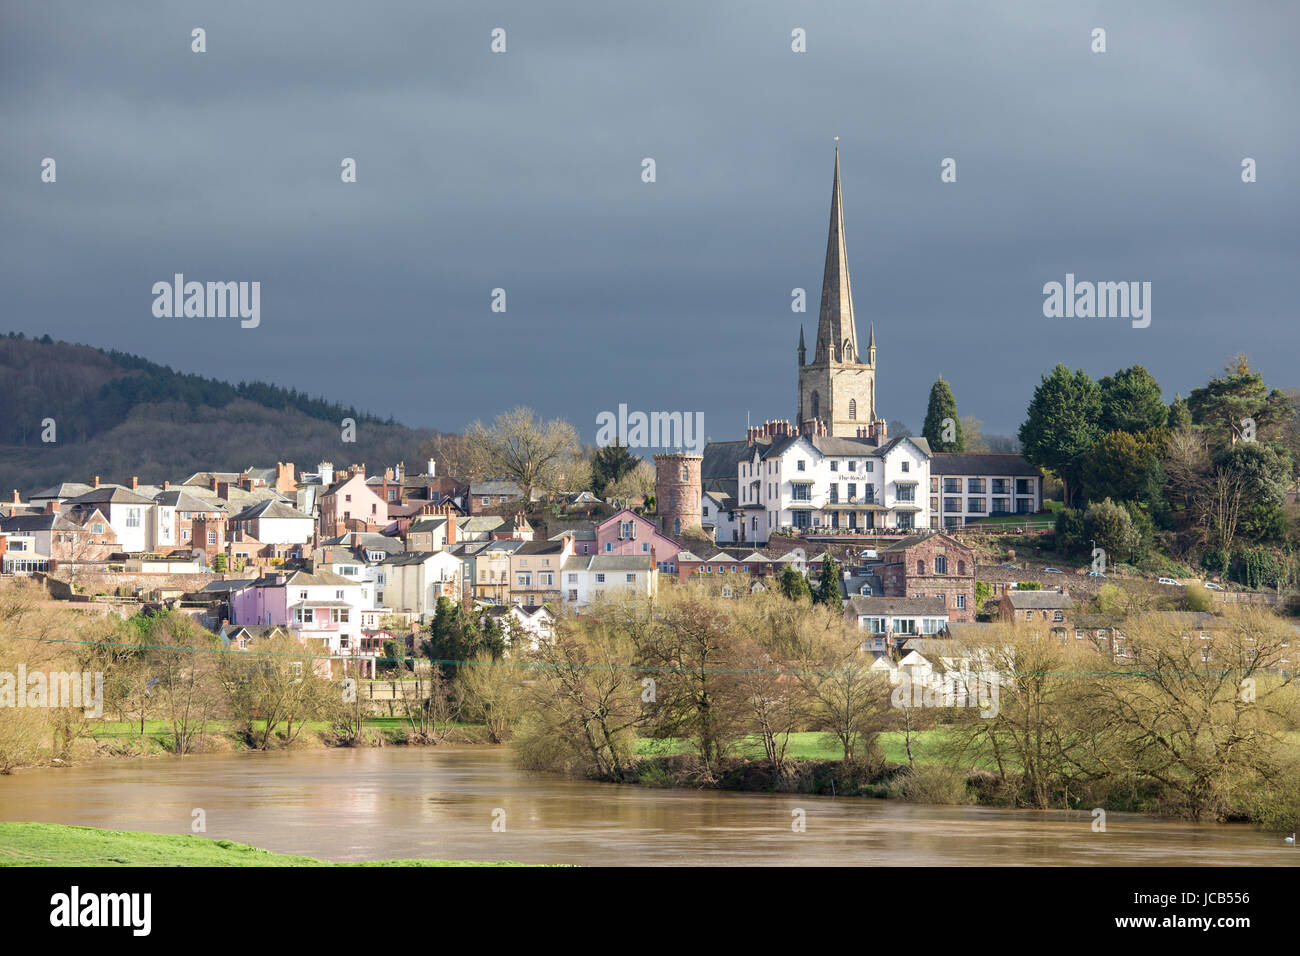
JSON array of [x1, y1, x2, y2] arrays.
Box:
[[929, 453, 1040, 477], [471, 479, 524, 497], [845, 595, 948, 617], [229, 499, 312, 522], [1005, 591, 1074, 610], [63, 486, 155, 507], [154, 489, 227, 512], [588, 555, 655, 572], [30, 482, 93, 500]]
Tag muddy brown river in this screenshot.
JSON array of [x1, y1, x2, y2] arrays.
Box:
[[1, 747, 1295, 865]]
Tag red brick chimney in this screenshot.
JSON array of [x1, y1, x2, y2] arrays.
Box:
[[275, 462, 296, 494], [163, 480, 170, 491], [10, 490, 19, 504], [92, 475, 100, 488], [45, 500, 56, 514], [130, 476, 139, 490], [446, 512, 457, 545]]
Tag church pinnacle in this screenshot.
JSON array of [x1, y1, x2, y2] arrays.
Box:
[[814, 146, 859, 365], [797, 145, 880, 437]]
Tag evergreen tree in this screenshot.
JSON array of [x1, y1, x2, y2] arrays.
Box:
[[778, 565, 812, 603], [921, 378, 964, 451], [814, 553, 843, 607], [423, 597, 486, 679], [590, 442, 637, 495], [1098, 366, 1168, 434], [1019, 364, 1101, 509], [1167, 393, 1192, 431]]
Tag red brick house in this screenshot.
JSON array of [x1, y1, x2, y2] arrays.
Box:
[[875, 532, 977, 622]]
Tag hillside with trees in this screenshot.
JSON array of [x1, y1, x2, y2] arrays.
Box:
[[0, 332, 435, 492], [1022, 356, 1300, 588]]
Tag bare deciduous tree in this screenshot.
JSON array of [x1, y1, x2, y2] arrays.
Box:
[[464, 407, 581, 504]]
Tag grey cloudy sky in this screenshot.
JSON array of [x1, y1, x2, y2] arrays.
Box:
[[3, 1, 1297, 443]]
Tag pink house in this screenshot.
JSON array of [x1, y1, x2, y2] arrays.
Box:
[[593, 509, 681, 573], [229, 568, 367, 658]]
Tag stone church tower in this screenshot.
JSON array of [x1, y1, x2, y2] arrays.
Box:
[[797, 148, 883, 439]]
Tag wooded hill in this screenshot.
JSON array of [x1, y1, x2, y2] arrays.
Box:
[[0, 332, 434, 494]]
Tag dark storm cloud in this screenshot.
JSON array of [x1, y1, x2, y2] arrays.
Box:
[[2, 0, 1296, 443]]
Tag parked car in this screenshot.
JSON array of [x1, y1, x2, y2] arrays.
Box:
[[1001, 562, 1019, 569], [1157, 577, 1183, 586], [1087, 570, 1106, 578], [1043, 567, 1063, 574], [1204, 582, 1225, 591]]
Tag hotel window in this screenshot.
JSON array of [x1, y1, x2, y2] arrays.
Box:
[[605, 542, 613, 553], [332, 608, 349, 623], [596, 573, 606, 583], [955, 594, 966, 610], [126, 508, 140, 528], [797, 460, 806, 471], [626, 573, 635, 583], [864, 461, 873, 472], [897, 486, 915, 502], [642, 542, 649, 553], [967, 479, 986, 494], [830, 461, 839, 472], [295, 607, 313, 624], [935, 555, 947, 574], [900, 461, 909, 473], [568, 574, 577, 583], [208, 530, 217, 545], [345, 494, 351, 502], [541, 573, 553, 586], [516, 573, 532, 587]]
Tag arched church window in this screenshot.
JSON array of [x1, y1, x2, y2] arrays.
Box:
[[849, 399, 857, 420], [843, 340, 853, 362], [810, 391, 820, 419], [681, 465, 688, 480], [674, 518, 681, 535]]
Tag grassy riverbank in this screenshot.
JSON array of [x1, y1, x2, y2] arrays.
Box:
[[0, 823, 521, 867], [634, 731, 953, 766]]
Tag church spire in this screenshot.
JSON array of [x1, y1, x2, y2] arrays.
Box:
[[814, 145, 859, 365], [797, 324, 806, 365]]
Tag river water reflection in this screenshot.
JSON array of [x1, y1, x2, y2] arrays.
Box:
[[1, 747, 1295, 866]]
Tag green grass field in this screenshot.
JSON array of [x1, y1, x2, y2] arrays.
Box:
[[635, 730, 952, 765], [0, 823, 520, 867]]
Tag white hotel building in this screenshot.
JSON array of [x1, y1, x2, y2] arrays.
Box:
[[729, 428, 933, 543]]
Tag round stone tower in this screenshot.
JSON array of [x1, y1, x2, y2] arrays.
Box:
[[654, 452, 703, 539]]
